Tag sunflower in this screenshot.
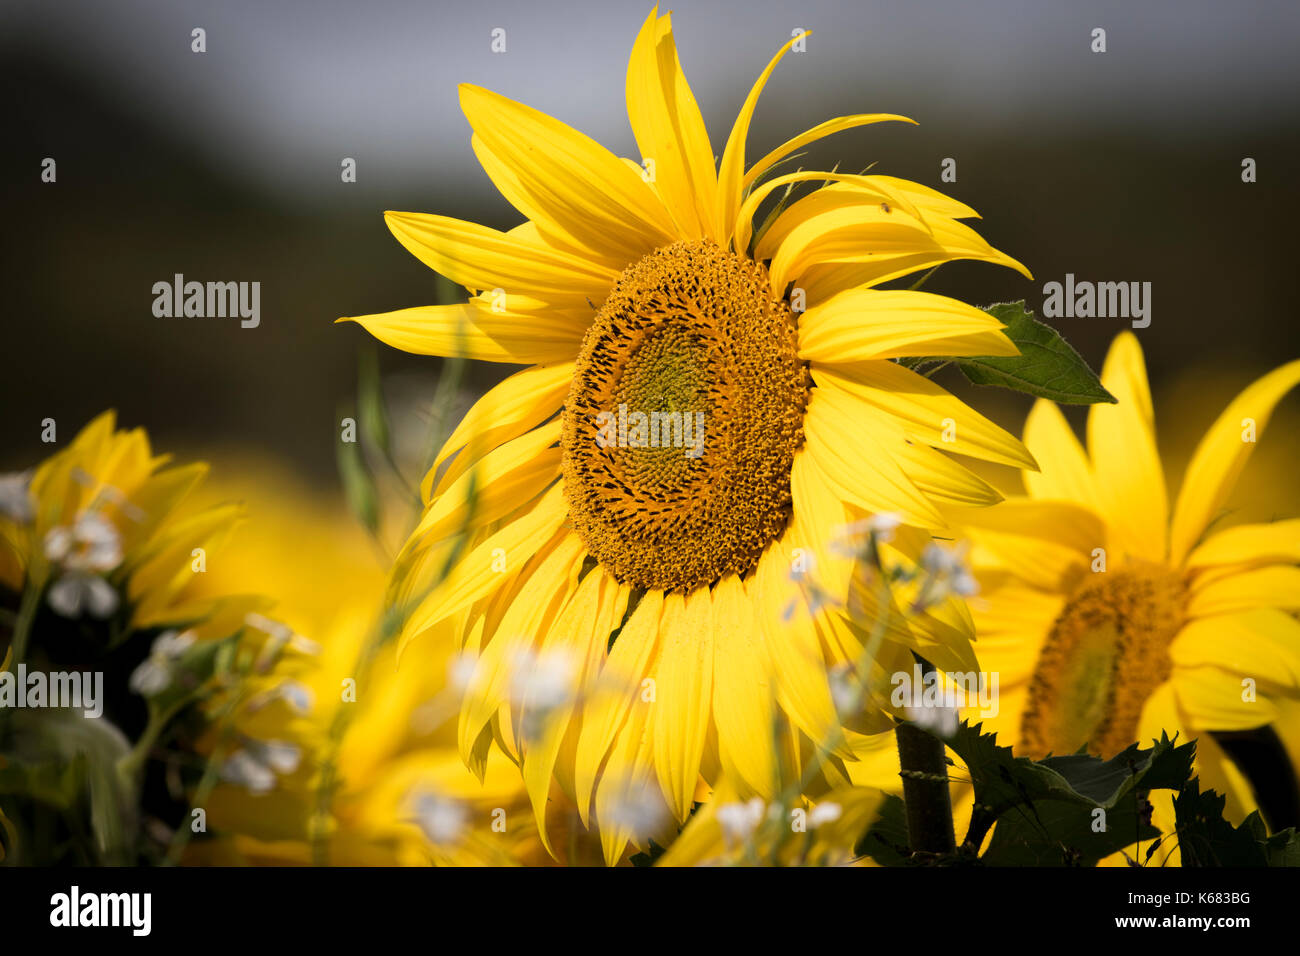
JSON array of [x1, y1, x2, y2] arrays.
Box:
[[342, 7, 1035, 863], [953, 332, 1300, 853], [0, 411, 252, 651]]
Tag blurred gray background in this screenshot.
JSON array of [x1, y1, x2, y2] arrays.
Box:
[[3, 0, 1299, 507]]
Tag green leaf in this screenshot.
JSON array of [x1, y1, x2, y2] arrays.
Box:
[[1174, 777, 1300, 866], [856, 793, 913, 866], [955, 301, 1116, 405], [948, 722, 1197, 866], [0, 708, 136, 863]]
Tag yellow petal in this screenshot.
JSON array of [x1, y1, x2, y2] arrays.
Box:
[[950, 498, 1103, 593], [753, 541, 849, 759], [1171, 609, 1300, 693], [1187, 519, 1300, 569], [892, 439, 1005, 508], [1169, 359, 1300, 566], [340, 301, 586, 364], [1187, 565, 1300, 617], [522, 569, 628, 856], [799, 289, 1018, 363], [794, 214, 1032, 304], [461, 84, 677, 263], [405, 421, 561, 552], [1085, 332, 1167, 562], [1022, 399, 1099, 508], [382, 210, 615, 301], [457, 534, 586, 766], [1172, 666, 1279, 731], [736, 172, 922, 257], [626, 8, 718, 239], [425, 362, 573, 500], [802, 389, 946, 528], [716, 31, 803, 242], [396, 484, 569, 657], [710, 576, 778, 798], [574, 589, 664, 825], [741, 115, 917, 192], [812, 361, 1035, 469], [652, 589, 714, 821]]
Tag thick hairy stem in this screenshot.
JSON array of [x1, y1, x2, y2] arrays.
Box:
[[895, 719, 956, 857]]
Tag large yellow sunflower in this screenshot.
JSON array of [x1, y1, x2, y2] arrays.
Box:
[[954, 332, 1300, 850], [342, 7, 1036, 863]]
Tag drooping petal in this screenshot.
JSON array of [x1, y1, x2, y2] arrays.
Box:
[[651, 589, 714, 822], [521, 569, 629, 855], [574, 589, 664, 825], [710, 575, 778, 798], [752, 540, 850, 760]]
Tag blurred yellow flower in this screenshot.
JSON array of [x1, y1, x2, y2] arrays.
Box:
[[183, 459, 594, 866], [0, 411, 251, 654], [954, 332, 1300, 855]]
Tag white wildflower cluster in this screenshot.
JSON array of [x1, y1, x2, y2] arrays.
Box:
[[44, 511, 123, 619], [128, 629, 197, 697]]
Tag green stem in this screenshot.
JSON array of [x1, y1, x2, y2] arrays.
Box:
[[7, 582, 42, 669], [894, 665, 957, 857]]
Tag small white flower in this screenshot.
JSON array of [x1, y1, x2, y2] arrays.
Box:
[[47, 571, 119, 620], [412, 790, 468, 846], [716, 797, 767, 848], [0, 471, 33, 523], [917, 541, 979, 608], [219, 749, 277, 795], [256, 740, 302, 774], [276, 680, 314, 714], [128, 629, 196, 697], [808, 802, 843, 829], [245, 679, 315, 714], [44, 511, 123, 572], [220, 738, 302, 794]]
